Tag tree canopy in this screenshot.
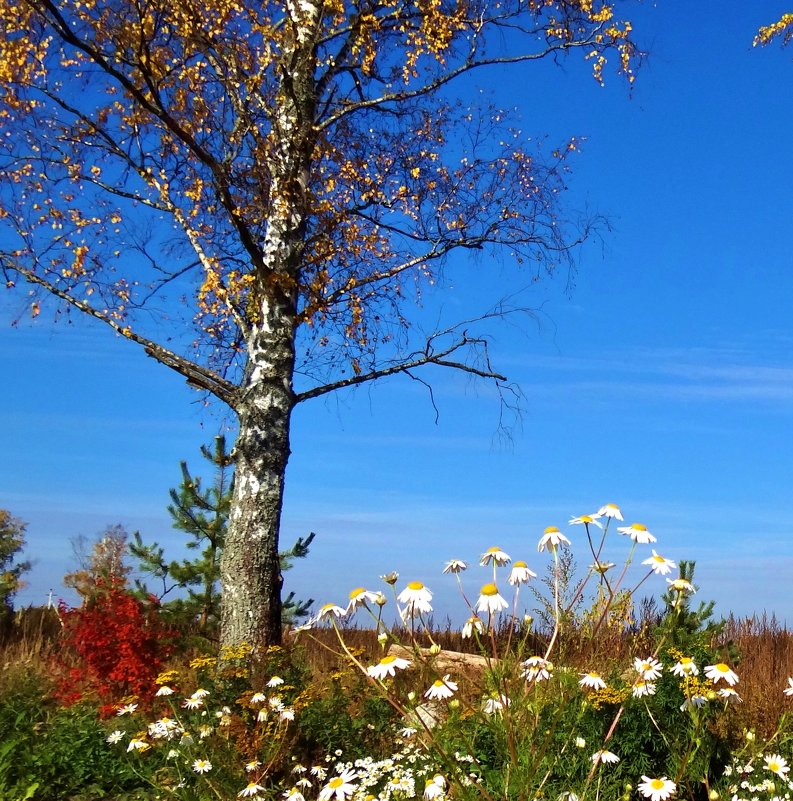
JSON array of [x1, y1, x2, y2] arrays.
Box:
[[0, 0, 641, 651]]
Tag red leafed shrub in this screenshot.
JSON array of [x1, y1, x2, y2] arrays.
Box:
[[56, 578, 177, 713]]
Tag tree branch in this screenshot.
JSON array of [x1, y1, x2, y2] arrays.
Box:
[[1, 256, 239, 406], [294, 331, 506, 404]]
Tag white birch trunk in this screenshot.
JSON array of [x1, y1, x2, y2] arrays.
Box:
[[219, 0, 320, 652], [220, 298, 297, 651]]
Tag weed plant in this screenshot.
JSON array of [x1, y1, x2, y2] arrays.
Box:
[[5, 504, 793, 801]]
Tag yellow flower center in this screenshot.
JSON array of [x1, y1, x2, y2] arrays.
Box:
[[480, 583, 499, 596], [380, 655, 397, 665], [349, 587, 365, 599], [681, 657, 692, 664], [320, 603, 336, 612], [632, 523, 647, 531], [486, 546, 502, 553], [770, 761, 781, 771], [650, 779, 665, 791], [432, 679, 444, 687], [605, 503, 619, 511], [652, 554, 665, 563], [407, 581, 424, 590], [715, 663, 729, 673], [579, 515, 594, 523], [513, 560, 528, 568], [544, 526, 560, 534], [328, 778, 344, 789]]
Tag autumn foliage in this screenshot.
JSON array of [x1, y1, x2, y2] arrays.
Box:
[[55, 578, 176, 713]]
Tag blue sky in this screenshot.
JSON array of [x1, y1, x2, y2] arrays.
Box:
[[3, 2, 793, 623]]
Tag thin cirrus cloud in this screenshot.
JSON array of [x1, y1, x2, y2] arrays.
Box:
[[513, 346, 793, 405]]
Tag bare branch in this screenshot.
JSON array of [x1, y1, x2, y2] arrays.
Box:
[[1, 256, 238, 406], [294, 331, 506, 404]]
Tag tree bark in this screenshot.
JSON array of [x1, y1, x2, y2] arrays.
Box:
[[219, 296, 297, 652], [219, 0, 318, 652]]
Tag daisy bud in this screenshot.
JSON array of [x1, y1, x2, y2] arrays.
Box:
[[377, 632, 388, 648], [407, 691, 416, 702], [429, 643, 441, 655]]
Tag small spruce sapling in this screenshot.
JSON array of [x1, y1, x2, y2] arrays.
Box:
[[131, 436, 315, 635]]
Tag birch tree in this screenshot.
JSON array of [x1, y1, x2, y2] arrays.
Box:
[[0, 0, 640, 651]]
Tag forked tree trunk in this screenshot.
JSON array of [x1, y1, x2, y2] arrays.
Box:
[[219, 294, 297, 652]]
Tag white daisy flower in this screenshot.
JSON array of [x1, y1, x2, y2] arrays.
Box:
[[538, 526, 571, 552], [316, 603, 347, 620], [785, 677, 793, 696], [596, 503, 624, 520], [666, 578, 695, 594], [476, 583, 509, 615], [155, 685, 174, 696], [642, 550, 677, 575], [127, 737, 149, 752], [192, 688, 210, 698], [482, 694, 510, 715], [347, 588, 379, 612], [283, 788, 304, 801], [638, 776, 676, 801], [245, 760, 262, 772], [250, 692, 267, 704], [397, 581, 433, 616], [522, 656, 553, 682], [148, 717, 182, 740], [579, 672, 606, 690], [367, 655, 411, 680], [192, 759, 213, 774], [310, 766, 327, 779], [718, 687, 742, 703], [508, 560, 537, 585], [424, 675, 458, 700], [267, 676, 285, 687], [671, 657, 699, 677], [479, 546, 511, 566], [704, 663, 739, 686], [764, 754, 789, 778], [106, 730, 124, 744], [319, 770, 357, 801], [442, 559, 467, 574], [634, 657, 663, 681], [461, 615, 484, 639], [569, 515, 603, 529], [116, 703, 138, 716], [591, 750, 620, 765], [423, 781, 444, 800], [632, 680, 657, 698], [240, 782, 266, 797], [183, 694, 204, 710], [590, 561, 616, 574], [680, 694, 707, 711], [617, 523, 656, 544]]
